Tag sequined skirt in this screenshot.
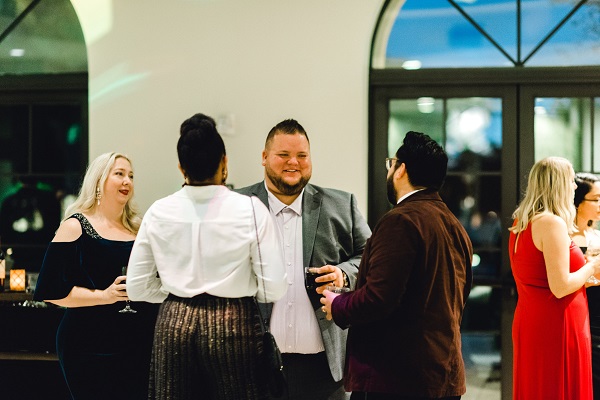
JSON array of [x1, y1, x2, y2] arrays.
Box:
[[149, 293, 267, 400]]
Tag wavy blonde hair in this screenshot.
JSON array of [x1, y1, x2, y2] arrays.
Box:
[[64, 152, 141, 234], [510, 156, 576, 235]]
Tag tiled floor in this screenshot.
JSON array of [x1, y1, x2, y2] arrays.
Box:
[[462, 332, 502, 400]]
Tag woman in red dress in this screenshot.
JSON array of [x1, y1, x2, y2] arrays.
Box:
[[509, 157, 600, 400]]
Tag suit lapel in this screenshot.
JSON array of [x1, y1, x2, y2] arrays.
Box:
[[302, 184, 322, 268], [251, 182, 269, 208]]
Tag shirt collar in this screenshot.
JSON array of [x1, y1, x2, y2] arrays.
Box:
[[178, 184, 229, 199], [397, 188, 425, 204], [265, 181, 304, 216]]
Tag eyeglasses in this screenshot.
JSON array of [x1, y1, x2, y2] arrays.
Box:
[[385, 157, 398, 171], [582, 198, 600, 204]]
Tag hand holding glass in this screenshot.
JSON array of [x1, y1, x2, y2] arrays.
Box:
[[586, 248, 600, 285], [119, 266, 137, 313], [305, 267, 327, 292]]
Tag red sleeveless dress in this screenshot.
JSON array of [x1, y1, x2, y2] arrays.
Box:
[[509, 223, 592, 400]]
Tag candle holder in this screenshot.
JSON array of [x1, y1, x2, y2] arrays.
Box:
[[10, 269, 26, 292]]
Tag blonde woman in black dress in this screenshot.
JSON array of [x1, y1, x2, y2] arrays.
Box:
[[34, 152, 159, 400]]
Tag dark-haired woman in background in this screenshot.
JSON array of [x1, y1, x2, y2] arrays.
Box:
[[127, 113, 287, 399], [573, 172, 600, 396]]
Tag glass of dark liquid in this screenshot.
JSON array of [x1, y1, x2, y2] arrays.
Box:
[[305, 267, 326, 292], [119, 266, 137, 314]]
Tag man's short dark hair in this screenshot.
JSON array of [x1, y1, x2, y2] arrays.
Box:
[[265, 119, 310, 149], [395, 131, 448, 190]]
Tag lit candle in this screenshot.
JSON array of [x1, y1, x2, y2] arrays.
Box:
[[10, 269, 26, 291]]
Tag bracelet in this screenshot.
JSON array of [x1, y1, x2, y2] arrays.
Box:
[[342, 271, 349, 288]]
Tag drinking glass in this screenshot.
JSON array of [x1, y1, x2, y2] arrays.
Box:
[[586, 247, 600, 285], [119, 266, 137, 313], [305, 267, 327, 292], [325, 285, 351, 294]]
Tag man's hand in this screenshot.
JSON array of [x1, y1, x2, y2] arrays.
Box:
[[312, 265, 345, 294]]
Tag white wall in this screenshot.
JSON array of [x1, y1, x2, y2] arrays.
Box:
[[72, 0, 384, 217]]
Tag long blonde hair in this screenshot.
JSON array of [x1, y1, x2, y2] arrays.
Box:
[[64, 152, 141, 234], [510, 156, 576, 235]]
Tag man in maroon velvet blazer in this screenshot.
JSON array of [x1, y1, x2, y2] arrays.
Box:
[[321, 131, 473, 400]]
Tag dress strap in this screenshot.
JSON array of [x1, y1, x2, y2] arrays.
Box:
[[69, 213, 102, 239]]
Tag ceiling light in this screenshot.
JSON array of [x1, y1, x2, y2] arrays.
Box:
[[402, 60, 422, 70], [9, 49, 25, 57], [417, 97, 435, 113]]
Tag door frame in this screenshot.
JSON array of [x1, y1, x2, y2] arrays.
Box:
[[370, 66, 600, 400]]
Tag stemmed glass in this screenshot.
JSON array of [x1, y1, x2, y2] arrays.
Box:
[[119, 266, 137, 313], [586, 248, 600, 285]]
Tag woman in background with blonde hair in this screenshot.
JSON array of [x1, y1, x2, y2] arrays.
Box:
[[509, 156, 600, 400], [34, 152, 159, 400]]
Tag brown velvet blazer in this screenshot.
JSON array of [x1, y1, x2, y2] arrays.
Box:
[[331, 189, 473, 397]]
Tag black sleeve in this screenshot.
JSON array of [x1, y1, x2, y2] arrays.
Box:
[[33, 241, 83, 301]]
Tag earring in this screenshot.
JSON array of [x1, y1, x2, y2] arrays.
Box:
[[222, 169, 228, 184], [96, 186, 101, 205]]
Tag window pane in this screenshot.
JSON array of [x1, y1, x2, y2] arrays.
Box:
[[0, 0, 86, 74], [446, 98, 502, 172], [375, 0, 599, 69], [534, 97, 587, 169], [595, 98, 600, 173], [382, 0, 512, 68], [31, 105, 83, 175], [441, 175, 502, 277], [455, 0, 518, 62], [0, 0, 22, 34], [388, 98, 444, 156], [523, 0, 599, 66], [0, 105, 28, 175]]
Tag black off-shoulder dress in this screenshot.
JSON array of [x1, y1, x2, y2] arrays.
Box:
[[33, 213, 159, 400]]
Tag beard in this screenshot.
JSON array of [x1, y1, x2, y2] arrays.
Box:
[[386, 173, 398, 206], [265, 165, 311, 196]]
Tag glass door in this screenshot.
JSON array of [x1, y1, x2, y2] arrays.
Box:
[[519, 85, 600, 173], [370, 85, 518, 400]]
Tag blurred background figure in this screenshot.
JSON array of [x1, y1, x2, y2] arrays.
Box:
[[573, 172, 600, 396], [0, 176, 61, 271]]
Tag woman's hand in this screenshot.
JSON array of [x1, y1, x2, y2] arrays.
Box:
[[587, 257, 600, 286], [102, 275, 129, 304]]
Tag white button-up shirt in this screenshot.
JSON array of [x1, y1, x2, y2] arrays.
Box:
[[127, 185, 287, 303], [267, 187, 325, 354]]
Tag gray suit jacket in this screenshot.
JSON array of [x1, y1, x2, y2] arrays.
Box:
[[237, 182, 371, 382]]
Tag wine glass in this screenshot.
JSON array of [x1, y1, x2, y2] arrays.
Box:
[[586, 247, 600, 285], [119, 266, 137, 314]]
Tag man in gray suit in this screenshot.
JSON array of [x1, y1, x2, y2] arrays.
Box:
[[237, 119, 371, 400]]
